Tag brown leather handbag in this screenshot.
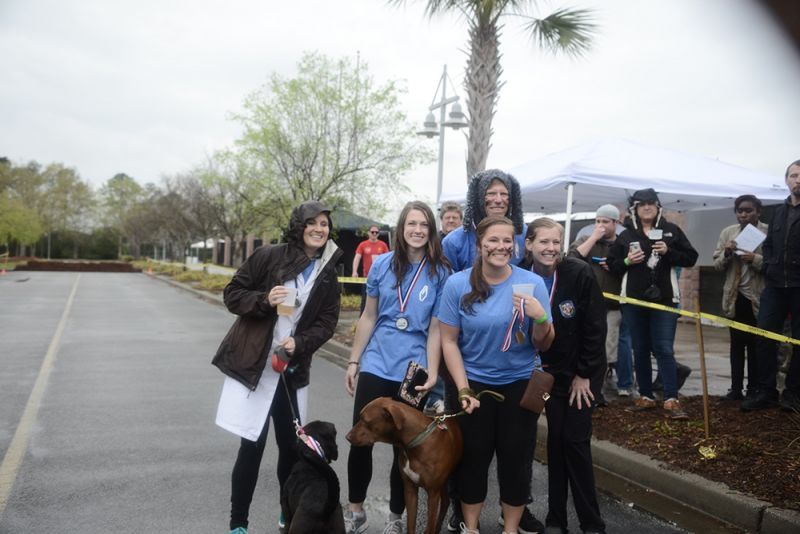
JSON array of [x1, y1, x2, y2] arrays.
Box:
[[519, 369, 554, 414]]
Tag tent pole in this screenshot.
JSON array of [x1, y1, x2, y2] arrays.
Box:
[[564, 182, 575, 248]]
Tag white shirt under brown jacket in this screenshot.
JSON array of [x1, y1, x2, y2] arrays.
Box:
[[712, 221, 768, 318]]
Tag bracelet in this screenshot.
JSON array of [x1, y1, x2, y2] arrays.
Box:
[[623, 257, 631, 266], [347, 361, 359, 366], [458, 387, 476, 401], [534, 313, 549, 324]]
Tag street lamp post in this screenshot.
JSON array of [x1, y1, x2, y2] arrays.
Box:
[[416, 65, 468, 204]]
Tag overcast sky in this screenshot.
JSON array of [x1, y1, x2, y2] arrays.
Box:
[[2, 0, 800, 219]]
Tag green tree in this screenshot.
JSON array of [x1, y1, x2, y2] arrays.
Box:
[[98, 173, 145, 257], [232, 51, 431, 223], [39, 163, 95, 258], [394, 0, 595, 178], [0, 193, 43, 253]]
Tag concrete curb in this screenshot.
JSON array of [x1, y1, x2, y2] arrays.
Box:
[[148, 273, 800, 533]]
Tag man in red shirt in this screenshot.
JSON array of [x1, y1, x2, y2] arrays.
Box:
[[352, 225, 389, 313]]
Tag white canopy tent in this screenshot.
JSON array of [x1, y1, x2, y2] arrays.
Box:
[[441, 138, 787, 241]]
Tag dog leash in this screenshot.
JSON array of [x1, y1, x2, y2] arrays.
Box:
[[405, 389, 505, 449], [279, 371, 326, 460]]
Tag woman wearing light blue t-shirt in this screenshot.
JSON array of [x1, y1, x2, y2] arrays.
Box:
[[438, 215, 554, 534], [343, 200, 451, 534]]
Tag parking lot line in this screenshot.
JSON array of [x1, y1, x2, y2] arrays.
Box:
[[0, 274, 81, 516]]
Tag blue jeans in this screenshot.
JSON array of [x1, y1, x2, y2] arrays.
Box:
[[755, 286, 800, 394], [623, 305, 679, 400], [615, 314, 634, 390]]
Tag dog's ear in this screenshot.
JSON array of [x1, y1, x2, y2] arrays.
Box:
[[383, 402, 407, 432]]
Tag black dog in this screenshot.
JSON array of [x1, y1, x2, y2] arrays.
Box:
[[280, 420, 345, 534]]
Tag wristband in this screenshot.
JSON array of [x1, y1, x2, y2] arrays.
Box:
[[623, 257, 631, 266], [458, 387, 476, 401], [534, 313, 549, 325]]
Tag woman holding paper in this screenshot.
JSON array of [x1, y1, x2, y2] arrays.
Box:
[[343, 200, 451, 534], [520, 217, 608, 534], [212, 200, 343, 534], [712, 195, 767, 400], [437, 215, 553, 534]]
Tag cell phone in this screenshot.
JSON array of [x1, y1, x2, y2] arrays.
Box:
[[405, 367, 429, 396], [591, 256, 605, 264], [629, 241, 642, 254]]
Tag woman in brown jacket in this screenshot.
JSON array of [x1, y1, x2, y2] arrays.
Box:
[[212, 200, 343, 534]]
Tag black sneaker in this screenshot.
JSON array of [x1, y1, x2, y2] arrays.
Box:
[[498, 506, 544, 534], [447, 502, 463, 532], [780, 389, 800, 412], [740, 391, 779, 412], [723, 389, 744, 401], [652, 363, 691, 392]]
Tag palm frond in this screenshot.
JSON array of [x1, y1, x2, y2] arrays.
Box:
[[523, 7, 596, 57]]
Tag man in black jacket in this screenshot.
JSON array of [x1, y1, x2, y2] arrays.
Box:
[[741, 159, 800, 412]]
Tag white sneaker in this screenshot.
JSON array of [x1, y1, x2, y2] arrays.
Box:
[[618, 388, 632, 397], [383, 517, 404, 534], [344, 509, 368, 534], [459, 522, 480, 534]]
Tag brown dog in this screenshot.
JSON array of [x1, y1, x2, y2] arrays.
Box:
[[346, 397, 463, 534]]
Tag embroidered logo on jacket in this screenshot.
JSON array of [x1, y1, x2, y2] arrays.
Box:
[[558, 300, 576, 318]]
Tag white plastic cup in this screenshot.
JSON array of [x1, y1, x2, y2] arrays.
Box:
[[512, 283, 534, 297], [277, 287, 298, 316]]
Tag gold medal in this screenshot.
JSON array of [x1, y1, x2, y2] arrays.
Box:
[[515, 330, 525, 344]]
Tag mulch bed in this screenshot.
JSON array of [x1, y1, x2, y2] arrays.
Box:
[[16, 260, 140, 272], [592, 396, 800, 511], [331, 320, 800, 511]]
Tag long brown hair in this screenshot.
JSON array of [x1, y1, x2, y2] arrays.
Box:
[[461, 215, 514, 314], [391, 200, 450, 287], [523, 217, 564, 265]]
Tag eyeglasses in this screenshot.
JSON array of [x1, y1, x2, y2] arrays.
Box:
[[735, 207, 755, 214], [369, 231, 379, 234]]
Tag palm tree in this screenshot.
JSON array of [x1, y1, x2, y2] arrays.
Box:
[[392, 1, 596, 179]]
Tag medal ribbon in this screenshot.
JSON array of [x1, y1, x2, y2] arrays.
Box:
[[397, 257, 427, 313], [501, 296, 527, 352]]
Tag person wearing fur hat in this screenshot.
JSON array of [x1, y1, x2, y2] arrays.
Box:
[[442, 169, 527, 272], [212, 200, 343, 534], [607, 189, 698, 420]]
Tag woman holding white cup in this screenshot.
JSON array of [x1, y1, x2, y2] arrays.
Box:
[[212, 200, 343, 534]]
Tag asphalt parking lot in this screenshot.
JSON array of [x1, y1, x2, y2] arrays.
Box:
[[0, 272, 689, 533]]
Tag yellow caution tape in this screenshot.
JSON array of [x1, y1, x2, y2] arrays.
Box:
[[602, 292, 800, 346], [338, 276, 367, 284]]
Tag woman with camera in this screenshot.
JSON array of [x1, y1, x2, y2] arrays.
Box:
[[343, 200, 451, 534], [438, 215, 553, 534], [608, 188, 698, 419], [213, 200, 343, 534]]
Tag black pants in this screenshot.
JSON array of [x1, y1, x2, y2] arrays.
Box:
[[756, 286, 800, 394], [347, 372, 408, 514], [457, 379, 537, 505], [544, 394, 605, 533], [229, 380, 299, 530], [729, 293, 758, 394]]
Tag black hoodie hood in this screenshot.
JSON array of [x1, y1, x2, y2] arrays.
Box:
[[462, 169, 524, 234]]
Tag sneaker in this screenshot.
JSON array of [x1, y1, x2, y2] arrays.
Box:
[[626, 396, 656, 412], [382, 518, 403, 534], [447, 502, 464, 532], [344, 509, 368, 534], [229, 528, 247, 534], [278, 511, 286, 532], [498, 507, 544, 534], [617, 387, 632, 397], [459, 523, 480, 534], [741, 391, 779, 412], [723, 389, 744, 401], [663, 398, 688, 420], [780, 389, 800, 412], [653, 363, 691, 393]]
